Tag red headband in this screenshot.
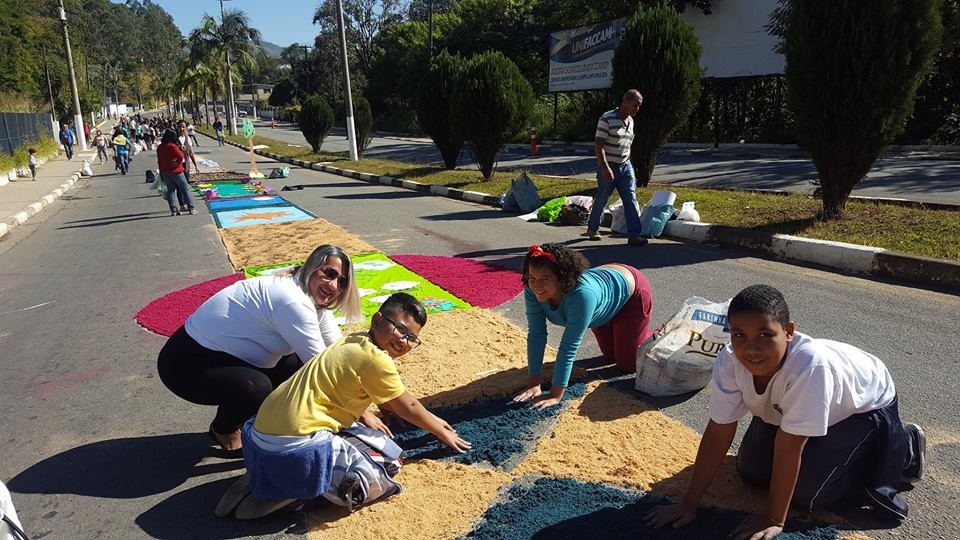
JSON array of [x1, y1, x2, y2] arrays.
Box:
[[528, 245, 557, 263]]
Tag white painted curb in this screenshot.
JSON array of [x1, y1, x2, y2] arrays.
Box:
[[663, 221, 712, 243], [462, 191, 487, 203], [769, 235, 883, 273]]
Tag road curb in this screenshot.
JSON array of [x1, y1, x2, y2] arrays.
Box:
[[217, 135, 958, 291], [1, 167, 85, 241]]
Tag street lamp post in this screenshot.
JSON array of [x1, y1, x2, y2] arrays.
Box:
[[220, 0, 238, 136], [57, 0, 87, 150], [335, 0, 358, 160]]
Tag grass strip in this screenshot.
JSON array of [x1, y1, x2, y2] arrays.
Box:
[[196, 125, 959, 261]]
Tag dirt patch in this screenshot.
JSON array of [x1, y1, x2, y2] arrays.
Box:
[[390, 308, 559, 409], [513, 382, 769, 513], [306, 461, 511, 540], [192, 171, 249, 181], [217, 218, 378, 269]]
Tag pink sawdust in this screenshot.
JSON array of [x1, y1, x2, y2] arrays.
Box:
[[134, 273, 245, 337], [390, 255, 523, 308]]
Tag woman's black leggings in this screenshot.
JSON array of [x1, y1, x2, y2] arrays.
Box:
[[157, 325, 301, 434]]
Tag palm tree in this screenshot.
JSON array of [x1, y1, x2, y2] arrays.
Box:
[[187, 9, 263, 135], [175, 51, 228, 126]]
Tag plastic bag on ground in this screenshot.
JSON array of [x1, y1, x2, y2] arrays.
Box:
[[269, 166, 290, 179], [564, 195, 594, 211], [502, 172, 543, 214], [677, 201, 700, 222], [635, 296, 732, 397], [537, 197, 566, 222], [639, 203, 675, 238], [608, 198, 641, 235]]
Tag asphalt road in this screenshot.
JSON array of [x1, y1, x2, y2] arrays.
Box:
[[0, 136, 956, 539], [250, 120, 960, 205]]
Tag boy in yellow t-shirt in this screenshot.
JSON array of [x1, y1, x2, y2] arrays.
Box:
[[217, 292, 471, 520]]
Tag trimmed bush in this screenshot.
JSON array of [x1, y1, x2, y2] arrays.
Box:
[[450, 51, 534, 180], [354, 96, 374, 158], [298, 95, 334, 153], [416, 50, 466, 170], [612, 3, 703, 188], [784, 0, 943, 219]]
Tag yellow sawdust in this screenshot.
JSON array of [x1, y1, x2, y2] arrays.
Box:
[[514, 381, 768, 513], [217, 218, 378, 269], [389, 308, 560, 408], [306, 461, 510, 540]]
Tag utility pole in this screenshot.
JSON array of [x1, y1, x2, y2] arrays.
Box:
[[300, 45, 311, 94], [57, 0, 87, 150], [220, 0, 238, 136], [335, 0, 358, 160]]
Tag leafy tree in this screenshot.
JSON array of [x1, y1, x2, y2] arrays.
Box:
[[313, 0, 406, 75], [299, 94, 335, 152], [612, 3, 703, 187], [353, 96, 375, 157], [784, 0, 943, 219], [450, 51, 533, 179], [366, 21, 431, 109], [901, 0, 960, 144], [188, 9, 263, 134], [269, 78, 298, 107], [416, 50, 466, 170]]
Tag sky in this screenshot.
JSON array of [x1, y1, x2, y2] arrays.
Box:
[[125, 0, 320, 48]]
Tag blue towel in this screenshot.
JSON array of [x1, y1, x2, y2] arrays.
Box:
[[242, 420, 334, 501]]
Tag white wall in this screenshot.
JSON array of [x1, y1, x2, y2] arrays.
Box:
[[681, 0, 784, 78]]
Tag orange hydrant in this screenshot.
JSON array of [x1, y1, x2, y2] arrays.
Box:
[[529, 126, 538, 157]]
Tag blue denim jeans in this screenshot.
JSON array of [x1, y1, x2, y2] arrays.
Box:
[[587, 160, 643, 237], [161, 172, 193, 212]]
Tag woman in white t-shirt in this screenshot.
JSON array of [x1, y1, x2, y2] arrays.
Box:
[[157, 245, 363, 454], [647, 284, 925, 538]]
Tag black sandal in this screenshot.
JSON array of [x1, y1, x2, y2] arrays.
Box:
[[208, 424, 244, 457]]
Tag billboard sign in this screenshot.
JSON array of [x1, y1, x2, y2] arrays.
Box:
[[548, 18, 627, 92]]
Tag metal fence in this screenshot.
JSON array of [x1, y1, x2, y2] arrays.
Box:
[[0, 112, 54, 156]]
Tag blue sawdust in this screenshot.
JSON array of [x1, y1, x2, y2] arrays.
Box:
[[463, 477, 840, 540], [392, 384, 587, 469]]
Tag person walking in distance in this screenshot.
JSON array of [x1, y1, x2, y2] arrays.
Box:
[[59, 123, 76, 160], [585, 89, 647, 246]]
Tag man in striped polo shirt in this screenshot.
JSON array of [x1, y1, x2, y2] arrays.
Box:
[[586, 89, 647, 246]]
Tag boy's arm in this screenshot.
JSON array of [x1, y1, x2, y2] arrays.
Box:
[[646, 420, 737, 528], [382, 390, 471, 453], [729, 429, 806, 540], [766, 430, 808, 524]]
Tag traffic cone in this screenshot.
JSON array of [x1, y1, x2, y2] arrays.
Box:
[[271, 119, 275, 129]]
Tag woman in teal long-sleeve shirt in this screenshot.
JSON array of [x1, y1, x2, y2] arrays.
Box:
[[514, 243, 654, 409]]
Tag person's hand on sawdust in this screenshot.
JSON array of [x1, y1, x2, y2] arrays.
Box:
[[513, 385, 543, 403], [513, 376, 544, 403], [435, 418, 472, 453], [360, 410, 393, 438], [644, 502, 696, 529], [730, 514, 783, 540]]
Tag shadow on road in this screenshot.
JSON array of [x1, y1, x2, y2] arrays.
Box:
[[8, 433, 242, 499], [135, 475, 306, 540]]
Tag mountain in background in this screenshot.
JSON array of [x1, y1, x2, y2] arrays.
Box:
[[261, 41, 285, 59]]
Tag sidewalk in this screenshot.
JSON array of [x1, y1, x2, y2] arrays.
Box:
[[0, 150, 92, 240]]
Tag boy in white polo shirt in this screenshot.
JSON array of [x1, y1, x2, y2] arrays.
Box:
[[647, 284, 925, 539]]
